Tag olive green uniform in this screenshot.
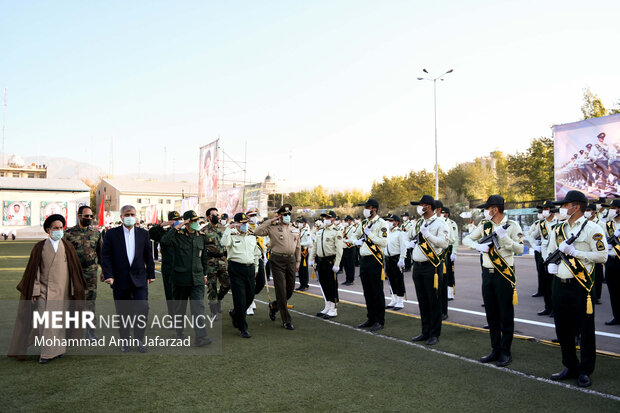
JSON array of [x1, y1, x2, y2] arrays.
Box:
[[148, 224, 175, 316], [64, 224, 102, 311], [201, 223, 230, 304]]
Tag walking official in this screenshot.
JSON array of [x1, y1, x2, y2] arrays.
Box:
[[201, 207, 230, 319], [547, 190, 607, 387], [463, 195, 523, 367], [408, 195, 449, 345]]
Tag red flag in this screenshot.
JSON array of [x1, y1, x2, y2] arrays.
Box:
[[98, 193, 105, 228]]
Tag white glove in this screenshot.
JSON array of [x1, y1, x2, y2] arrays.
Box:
[[407, 240, 417, 249], [364, 226, 372, 235], [397, 258, 405, 270], [547, 263, 559, 275], [450, 253, 456, 262], [308, 260, 315, 268], [609, 243, 614, 251], [559, 241, 577, 257], [331, 265, 339, 272], [533, 245, 542, 253], [420, 225, 430, 237], [355, 239, 364, 246], [495, 225, 508, 239], [615, 228, 620, 237], [475, 243, 490, 253]]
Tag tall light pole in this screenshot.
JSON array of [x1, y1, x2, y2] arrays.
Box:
[[417, 69, 453, 200]]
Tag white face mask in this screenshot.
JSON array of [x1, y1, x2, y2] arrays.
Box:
[[542, 210, 550, 218], [558, 208, 569, 220], [483, 209, 493, 221], [323, 219, 332, 227], [416, 206, 425, 216], [596, 204, 602, 211], [334, 220, 340, 225], [342, 222, 349, 228], [584, 211, 593, 219], [250, 216, 259, 224], [403, 216, 409, 221], [220, 219, 227, 226], [537, 213, 544, 220], [363, 209, 372, 218], [608, 209, 618, 220]]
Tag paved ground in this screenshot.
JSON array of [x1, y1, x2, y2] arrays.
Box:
[[292, 248, 620, 354]]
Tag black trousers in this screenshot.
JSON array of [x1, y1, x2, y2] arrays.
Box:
[[534, 250, 543, 295], [445, 256, 455, 287], [229, 261, 256, 333], [342, 247, 356, 283], [541, 264, 553, 312], [172, 284, 207, 338], [298, 248, 309, 288], [385, 255, 405, 296], [594, 263, 604, 302], [440, 260, 448, 315], [254, 259, 266, 295], [112, 284, 149, 341], [318, 256, 338, 302], [481, 267, 514, 357], [606, 256, 620, 319], [359, 256, 385, 325], [552, 277, 596, 375], [404, 248, 413, 272], [412, 261, 441, 338]]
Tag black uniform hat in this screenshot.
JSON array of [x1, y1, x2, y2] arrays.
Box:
[[609, 199, 620, 208], [221, 213, 229, 220], [477, 195, 505, 209], [402, 211, 410, 217], [586, 143, 592, 149], [541, 200, 555, 209], [183, 210, 199, 221], [383, 213, 400, 223], [296, 216, 307, 223], [321, 210, 337, 219], [553, 190, 588, 205], [357, 198, 379, 209], [594, 197, 607, 205], [598, 132, 606, 140], [344, 215, 354, 221], [586, 203, 597, 211], [43, 214, 65, 230], [277, 204, 293, 215], [410, 195, 435, 209], [434, 199, 444, 210], [233, 212, 250, 223], [168, 211, 181, 220], [442, 207, 450, 214]]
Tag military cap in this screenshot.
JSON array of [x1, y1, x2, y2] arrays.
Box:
[[553, 190, 588, 205], [183, 210, 199, 221], [541, 200, 555, 209], [598, 132, 606, 140], [402, 211, 410, 217], [434, 199, 444, 210], [442, 207, 450, 214], [234, 212, 250, 223], [221, 213, 229, 220], [168, 211, 181, 220], [246, 208, 259, 216], [383, 213, 400, 223], [594, 197, 607, 205], [344, 215, 354, 221], [296, 216, 307, 223], [321, 210, 337, 219], [277, 204, 293, 215], [44, 214, 65, 230], [410, 195, 435, 209], [586, 143, 592, 149], [586, 203, 597, 211], [357, 198, 379, 208], [477, 195, 505, 209], [609, 199, 620, 208]]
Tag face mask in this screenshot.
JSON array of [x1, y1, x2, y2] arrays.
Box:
[[80, 218, 92, 226], [584, 211, 593, 219], [51, 230, 64, 241], [536, 213, 544, 220], [542, 210, 550, 218], [342, 222, 349, 228], [363, 209, 372, 218], [220, 219, 227, 226], [403, 217, 408, 222], [334, 220, 340, 225], [558, 207, 570, 220], [416, 206, 425, 216], [123, 217, 136, 227], [596, 204, 602, 211], [483, 209, 493, 221], [240, 223, 249, 232], [282, 215, 291, 224], [189, 222, 200, 231], [324, 219, 331, 227], [608, 209, 618, 220], [391, 221, 398, 229], [250, 216, 259, 224], [210, 216, 219, 225]]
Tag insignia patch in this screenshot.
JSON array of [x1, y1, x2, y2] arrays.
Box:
[[596, 240, 605, 251], [337, 235, 342, 240], [593, 233, 603, 241], [381, 228, 387, 233]]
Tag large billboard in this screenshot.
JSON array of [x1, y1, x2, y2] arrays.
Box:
[[40, 201, 67, 226], [198, 140, 219, 205], [2, 201, 31, 226], [554, 113, 620, 199]]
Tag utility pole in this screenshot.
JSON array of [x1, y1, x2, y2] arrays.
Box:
[[2, 88, 7, 167]]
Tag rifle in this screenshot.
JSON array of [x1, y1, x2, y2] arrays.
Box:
[[543, 220, 588, 268], [607, 234, 620, 249], [479, 222, 510, 251]]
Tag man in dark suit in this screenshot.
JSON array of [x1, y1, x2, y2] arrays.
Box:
[[101, 205, 155, 353]]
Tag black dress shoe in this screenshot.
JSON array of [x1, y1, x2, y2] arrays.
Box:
[[441, 314, 448, 320], [496, 355, 512, 367], [483, 325, 489, 329], [269, 303, 277, 321], [239, 331, 251, 338], [121, 345, 130, 353], [229, 309, 240, 329], [550, 368, 577, 381], [283, 322, 295, 330], [341, 281, 349, 285], [479, 352, 500, 363], [537, 309, 551, 316], [425, 337, 439, 345], [412, 334, 428, 342], [605, 318, 619, 325], [39, 358, 50, 364], [369, 322, 384, 332], [195, 336, 212, 347], [532, 292, 543, 297], [316, 310, 326, 317], [578, 374, 592, 388], [357, 320, 373, 328], [295, 286, 303, 291], [137, 340, 147, 353], [549, 312, 554, 318]]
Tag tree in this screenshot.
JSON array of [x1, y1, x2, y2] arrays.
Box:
[[581, 88, 610, 119], [507, 137, 554, 200]]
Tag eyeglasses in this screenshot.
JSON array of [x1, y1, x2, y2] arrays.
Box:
[[80, 214, 94, 218]]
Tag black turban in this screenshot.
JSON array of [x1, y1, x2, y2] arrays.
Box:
[[43, 214, 66, 231]]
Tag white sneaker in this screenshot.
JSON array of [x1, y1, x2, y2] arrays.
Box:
[[316, 301, 329, 317], [324, 302, 337, 318], [246, 307, 254, 316], [393, 296, 404, 310], [448, 286, 455, 300], [386, 295, 396, 309], [250, 300, 256, 310]]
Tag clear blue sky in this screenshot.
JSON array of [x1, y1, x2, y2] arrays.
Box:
[[2, 0, 619, 191]]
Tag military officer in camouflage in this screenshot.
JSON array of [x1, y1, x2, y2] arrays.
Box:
[[201, 207, 230, 319], [64, 205, 102, 340]]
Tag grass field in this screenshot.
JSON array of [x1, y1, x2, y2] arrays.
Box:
[[1, 240, 619, 412]]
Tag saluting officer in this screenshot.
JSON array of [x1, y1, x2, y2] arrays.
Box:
[[309, 211, 344, 319], [221, 212, 261, 338], [254, 204, 301, 330], [600, 199, 620, 326], [408, 195, 449, 345], [546, 190, 607, 388], [350, 199, 389, 332], [383, 214, 407, 310], [463, 195, 523, 367]]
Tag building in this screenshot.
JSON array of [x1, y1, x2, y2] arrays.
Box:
[[0, 177, 90, 238], [0, 155, 47, 178], [95, 178, 198, 223]]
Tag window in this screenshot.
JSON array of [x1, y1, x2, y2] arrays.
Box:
[[27, 173, 35, 178], [159, 198, 164, 204], [137, 198, 142, 204], [167, 199, 171, 204]]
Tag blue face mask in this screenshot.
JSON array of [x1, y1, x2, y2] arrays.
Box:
[[282, 215, 291, 224], [51, 230, 64, 241], [123, 217, 136, 227], [189, 222, 200, 231], [240, 223, 249, 233]]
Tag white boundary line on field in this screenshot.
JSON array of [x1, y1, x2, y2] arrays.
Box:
[[254, 299, 620, 403]]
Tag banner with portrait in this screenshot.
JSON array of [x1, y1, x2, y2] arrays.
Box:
[[180, 196, 199, 215], [40, 201, 67, 226], [216, 187, 243, 217], [3, 201, 31, 226], [145, 205, 159, 225], [198, 140, 219, 205], [554, 113, 620, 199]]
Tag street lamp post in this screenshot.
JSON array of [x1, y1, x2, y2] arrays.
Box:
[[417, 69, 453, 200]]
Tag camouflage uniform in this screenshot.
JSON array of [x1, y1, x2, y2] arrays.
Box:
[[201, 223, 230, 305], [64, 224, 102, 311]]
